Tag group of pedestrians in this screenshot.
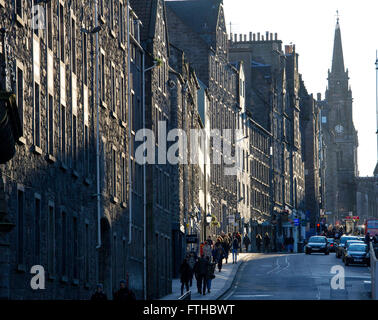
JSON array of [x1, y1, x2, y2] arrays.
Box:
[[90, 280, 136, 301], [179, 232, 246, 296], [255, 232, 271, 253]]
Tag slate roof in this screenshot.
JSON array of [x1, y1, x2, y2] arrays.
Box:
[[130, 0, 155, 41], [166, 0, 221, 46]]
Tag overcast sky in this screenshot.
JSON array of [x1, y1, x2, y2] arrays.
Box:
[[222, 0, 378, 176]]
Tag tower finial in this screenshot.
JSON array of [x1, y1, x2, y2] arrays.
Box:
[[336, 10, 340, 24]]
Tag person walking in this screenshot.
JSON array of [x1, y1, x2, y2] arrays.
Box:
[[232, 236, 239, 263], [203, 241, 212, 261], [206, 257, 216, 294], [207, 236, 213, 246], [256, 234, 262, 253], [214, 241, 225, 272], [187, 252, 197, 287], [263, 232, 270, 253], [222, 236, 230, 264], [236, 232, 242, 252], [113, 280, 136, 301], [193, 255, 209, 295], [243, 234, 251, 253], [179, 258, 192, 296], [365, 232, 371, 245], [288, 236, 294, 253], [91, 283, 108, 301]]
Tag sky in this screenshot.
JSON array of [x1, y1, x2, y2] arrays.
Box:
[[222, 0, 378, 176]]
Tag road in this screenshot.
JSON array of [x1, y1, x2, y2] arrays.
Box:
[[221, 252, 372, 300]]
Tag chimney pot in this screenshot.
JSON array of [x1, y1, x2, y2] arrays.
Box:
[[253, 33, 256, 41], [270, 33, 273, 41], [249, 32, 252, 41], [244, 34, 247, 42], [266, 31, 269, 40], [239, 34, 242, 42], [257, 32, 260, 40], [275, 33, 278, 41]]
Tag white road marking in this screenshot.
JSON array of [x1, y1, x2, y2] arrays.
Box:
[[233, 294, 273, 298]]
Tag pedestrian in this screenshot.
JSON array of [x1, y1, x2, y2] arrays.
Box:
[[179, 258, 192, 296], [207, 236, 213, 246], [289, 236, 294, 253], [243, 234, 251, 253], [206, 257, 216, 294], [203, 241, 212, 261], [187, 252, 197, 287], [222, 236, 230, 264], [200, 242, 205, 257], [214, 241, 225, 272], [263, 232, 270, 253], [373, 234, 378, 244], [193, 255, 209, 295], [91, 283, 108, 301], [256, 234, 262, 252], [113, 280, 136, 301], [236, 232, 242, 252], [232, 236, 239, 263], [365, 232, 371, 244]]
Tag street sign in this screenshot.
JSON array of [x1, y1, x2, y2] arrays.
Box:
[[186, 234, 198, 244], [294, 219, 300, 226], [228, 215, 235, 224]]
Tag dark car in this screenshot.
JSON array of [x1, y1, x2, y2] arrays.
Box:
[[305, 236, 329, 255], [327, 238, 336, 252], [343, 243, 370, 266], [335, 235, 359, 258], [341, 240, 364, 262]]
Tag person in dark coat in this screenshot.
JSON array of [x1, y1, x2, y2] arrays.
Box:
[[214, 241, 225, 272], [179, 258, 192, 295], [222, 236, 230, 264], [206, 257, 216, 294], [365, 232, 371, 244], [187, 252, 197, 287], [113, 280, 136, 301], [91, 283, 108, 301], [263, 233, 270, 253], [256, 234, 262, 252], [243, 234, 251, 252], [193, 255, 209, 295]]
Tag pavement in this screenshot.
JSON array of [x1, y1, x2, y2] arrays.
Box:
[[160, 252, 256, 300], [220, 251, 372, 300]]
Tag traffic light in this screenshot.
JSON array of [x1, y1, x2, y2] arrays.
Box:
[[316, 223, 321, 233]]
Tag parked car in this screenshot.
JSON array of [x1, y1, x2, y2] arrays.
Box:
[[327, 238, 336, 252], [335, 235, 359, 258], [343, 243, 370, 266], [305, 236, 329, 255], [341, 240, 364, 262]]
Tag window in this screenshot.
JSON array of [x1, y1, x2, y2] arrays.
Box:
[[15, 64, 24, 134], [72, 114, 77, 168], [84, 124, 89, 175], [111, 63, 116, 113], [121, 154, 126, 203], [15, 0, 23, 19], [47, 1, 53, 50], [73, 217, 78, 279], [61, 105, 66, 162], [100, 51, 105, 101], [34, 82, 41, 147], [110, 0, 114, 31], [61, 210, 67, 275], [17, 189, 24, 264], [84, 223, 89, 282], [112, 234, 117, 289], [112, 148, 117, 196], [120, 74, 126, 122], [59, 3, 64, 61], [82, 33, 88, 85], [71, 18, 76, 74], [48, 94, 54, 154], [48, 204, 55, 274], [119, 1, 125, 44], [34, 196, 41, 262]]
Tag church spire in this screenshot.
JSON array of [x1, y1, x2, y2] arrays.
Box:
[[331, 14, 345, 74]]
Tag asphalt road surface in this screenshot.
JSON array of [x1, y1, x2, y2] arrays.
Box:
[[221, 252, 372, 300]]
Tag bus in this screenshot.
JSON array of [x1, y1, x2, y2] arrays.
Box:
[[365, 219, 378, 236]]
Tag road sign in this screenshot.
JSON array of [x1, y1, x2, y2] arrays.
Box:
[[294, 219, 300, 226], [186, 234, 198, 244]]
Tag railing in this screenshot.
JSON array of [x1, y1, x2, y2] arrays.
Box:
[[370, 242, 378, 300], [178, 290, 191, 300]]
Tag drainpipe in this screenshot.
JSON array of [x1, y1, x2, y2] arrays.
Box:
[[127, 1, 133, 245], [95, 0, 101, 250], [142, 52, 146, 300]]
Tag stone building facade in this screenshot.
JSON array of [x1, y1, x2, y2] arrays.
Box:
[[0, 0, 150, 299], [230, 33, 313, 251], [166, 0, 239, 237]]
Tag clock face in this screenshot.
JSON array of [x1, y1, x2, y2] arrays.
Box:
[[335, 124, 344, 134]]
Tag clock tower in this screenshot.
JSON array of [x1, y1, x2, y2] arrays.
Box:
[[321, 17, 358, 224]]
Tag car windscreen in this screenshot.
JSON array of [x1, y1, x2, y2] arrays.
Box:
[[327, 239, 334, 243], [309, 237, 326, 243], [340, 237, 357, 244], [348, 245, 367, 252]]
